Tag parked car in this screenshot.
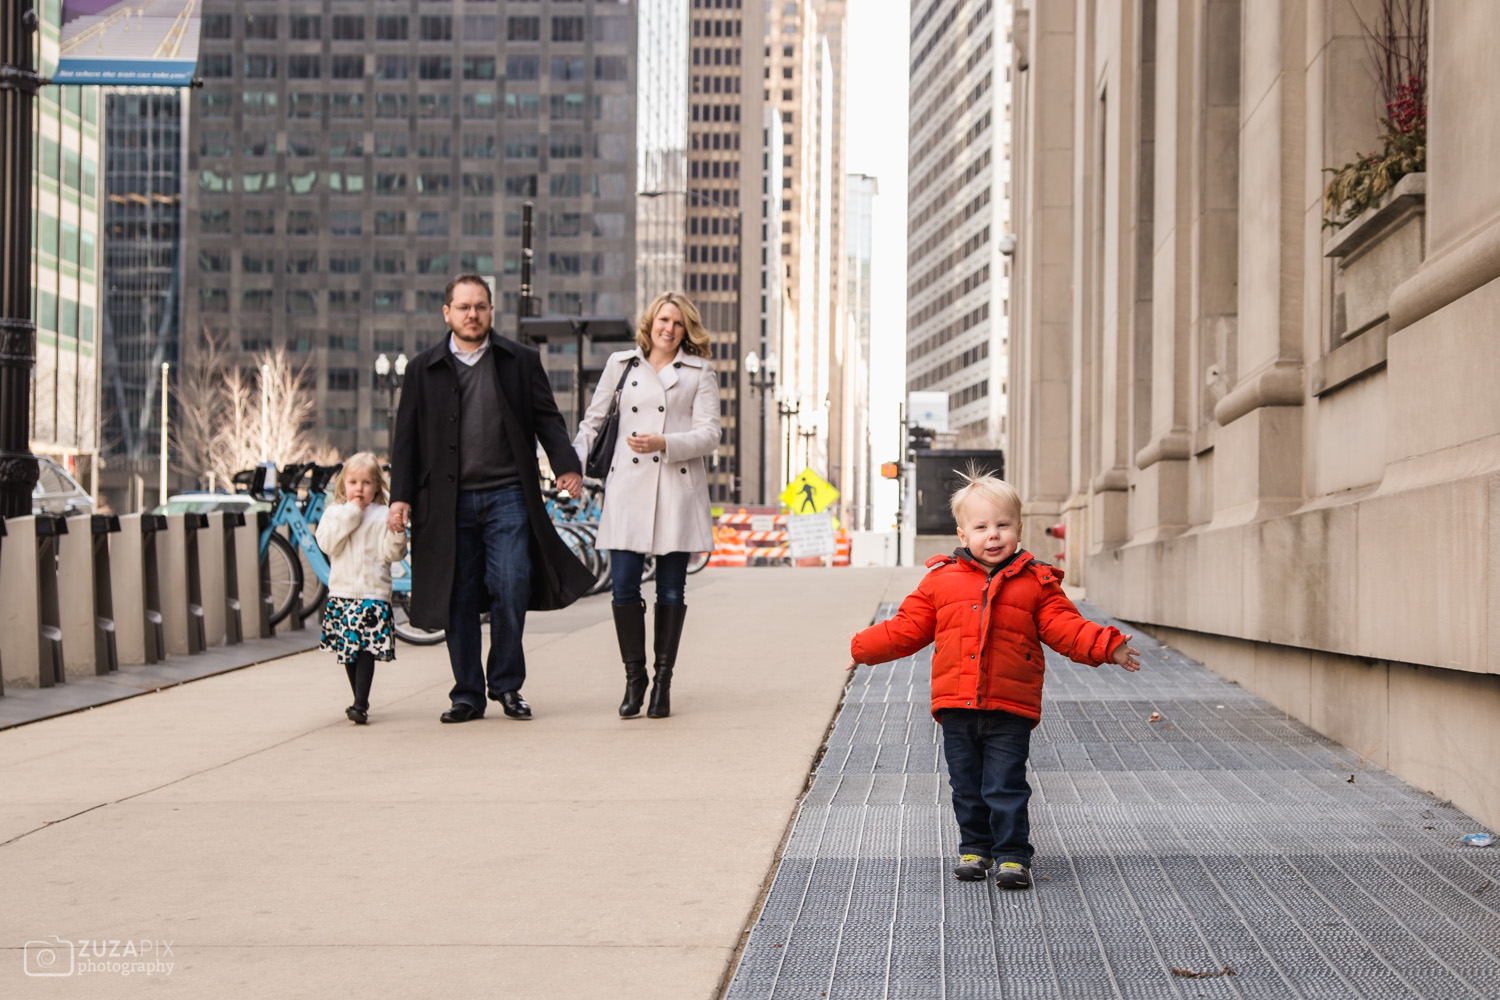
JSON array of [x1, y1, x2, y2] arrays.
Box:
[[32, 456, 93, 517], [153, 493, 269, 516]]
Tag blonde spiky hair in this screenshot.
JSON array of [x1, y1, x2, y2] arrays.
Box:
[[948, 463, 1021, 525]]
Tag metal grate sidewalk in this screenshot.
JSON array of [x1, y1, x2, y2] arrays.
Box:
[[724, 603, 1500, 999]]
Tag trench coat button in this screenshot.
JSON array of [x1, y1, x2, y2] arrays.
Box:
[[1025, 653, 1032, 661], [449, 414, 457, 423], [447, 473, 455, 482], [674, 361, 682, 368], [631, 381, 638, 386], [680, 467, 686, 474], [632, 457, 639, 464], [631, 406, 637, 412], [652, 456, 659, 462], [970, 654, 975, 659], [658, 405, 664, 412], [448, 444, 456, 452]]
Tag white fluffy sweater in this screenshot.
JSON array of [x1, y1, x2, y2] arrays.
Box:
[[313, 502, 410, 602]]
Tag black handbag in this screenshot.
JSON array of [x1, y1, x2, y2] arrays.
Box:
[[585, 357, 638, 479]]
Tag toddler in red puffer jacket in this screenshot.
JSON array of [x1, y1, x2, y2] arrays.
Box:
[[848, 471, 1140, 890]]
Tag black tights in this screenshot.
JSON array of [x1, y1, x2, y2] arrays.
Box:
[[344, 651, 375, 711]]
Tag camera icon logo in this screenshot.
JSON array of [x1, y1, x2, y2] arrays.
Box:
[[24, 936, 75, 977]]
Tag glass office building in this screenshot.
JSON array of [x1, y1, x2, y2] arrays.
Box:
[[32, 3, 104, 489], [183, 0, 638, 454], [100, 89, 184, 511]]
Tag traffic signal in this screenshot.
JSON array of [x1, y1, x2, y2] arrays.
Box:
[[880, 462, 899, 479], [907, 425, 935, 456]]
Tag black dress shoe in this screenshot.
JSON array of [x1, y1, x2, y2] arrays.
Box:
[[345, 705, 368, 725], [491, 690, 532, 719], [440, 703, 484, 724]]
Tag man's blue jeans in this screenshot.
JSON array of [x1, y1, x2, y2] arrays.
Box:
[[939, 708, 1035, 865], [447, 487, 530, 710], [609, 550, 689, 606]]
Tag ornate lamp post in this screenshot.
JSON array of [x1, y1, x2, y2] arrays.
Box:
[[374, 352, 408, 448], [743, 351, 778, 505], [0, 3, 43, 517], [776, 393, 800, 487]]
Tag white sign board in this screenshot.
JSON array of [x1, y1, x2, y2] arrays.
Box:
[[749, 514, 777, 533], [787, 512, 836, 559], [907, 391, 949, 432]]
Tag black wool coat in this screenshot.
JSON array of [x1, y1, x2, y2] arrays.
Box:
[[388, 331, 594, 629]]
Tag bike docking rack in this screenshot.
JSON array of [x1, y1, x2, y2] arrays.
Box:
[[205, 511, 246, 648], [90, 514, 121, 676], [160, 513, 210, 656], [0, 514, 68, 690]]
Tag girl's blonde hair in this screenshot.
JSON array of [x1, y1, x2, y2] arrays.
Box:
[[949, 465, 1022, 525], [333, 452, 389, 505], [636, 291, 712, 358]]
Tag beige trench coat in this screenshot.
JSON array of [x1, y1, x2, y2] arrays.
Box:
[[572, 347, 721, 554]]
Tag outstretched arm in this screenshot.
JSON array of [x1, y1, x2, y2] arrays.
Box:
[[849, 583, 938, 668]]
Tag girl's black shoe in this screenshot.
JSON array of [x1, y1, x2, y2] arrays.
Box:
[[346, 705, 368, 725]]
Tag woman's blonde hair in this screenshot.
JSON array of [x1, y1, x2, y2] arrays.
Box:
[[949, 465, 1022, 525], [333, 452, 389, 505], [636, 291, 711, 358]]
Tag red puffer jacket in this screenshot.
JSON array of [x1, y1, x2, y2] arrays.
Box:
[[851, 549, 1125, 724]]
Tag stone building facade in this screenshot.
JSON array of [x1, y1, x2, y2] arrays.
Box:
[[1008, 0, 1500, 829]]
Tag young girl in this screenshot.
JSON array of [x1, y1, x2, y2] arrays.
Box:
[[314, 453, 409, 724]]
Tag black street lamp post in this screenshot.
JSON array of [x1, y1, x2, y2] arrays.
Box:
[[374, 352, 408, 448], [638, 189, 743, 503], [777, 396, 800, 487], [0, 3, 43, 518], [742, 351, 777, 505]]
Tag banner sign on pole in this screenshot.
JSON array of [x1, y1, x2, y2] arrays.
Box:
[[54, 1, 203, 87]]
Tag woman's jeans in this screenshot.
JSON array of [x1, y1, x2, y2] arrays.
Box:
[[939, 708, 1035, 865], [609, 550, 689, 606], [448, 487, 531, 710]]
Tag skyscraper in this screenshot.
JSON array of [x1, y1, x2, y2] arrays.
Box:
[[904, 0, 1011, 449], [31, 7, 104, 494], [763, 0, 845, 490], [183, 1, 639, 458], [100, 88, 183, 511], [843, 171, 875, 528], [685, 0, 763, 503]]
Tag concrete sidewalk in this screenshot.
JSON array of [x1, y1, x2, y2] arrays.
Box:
[[0, 566, 922, 998]]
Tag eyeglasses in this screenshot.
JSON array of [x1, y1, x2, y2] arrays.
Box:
[[447, 303, 492, 314]]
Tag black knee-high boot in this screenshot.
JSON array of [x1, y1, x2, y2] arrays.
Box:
[[648, 604, 687, 719], [345, 651, 374, 723], [612, 602, 648, 718]]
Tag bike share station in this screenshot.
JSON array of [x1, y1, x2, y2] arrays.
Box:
[[0, 504, 316, 729]]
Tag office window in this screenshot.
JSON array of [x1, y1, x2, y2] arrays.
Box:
[[464, 15, 498, 40], [551, 56, 584, 81], [417, 134, 450, 158], [328, 210, 360, 235], [374, 211, 406, 235], [331, 55, 364, 79], [331, 15, 364, 40], [375, 16, 408, 41], [420, 16, 452, 40], [463, 211, 494, 237], [289, 15, 320, 40], [462, 134, 496, 158], [507, 17, 540, 41]]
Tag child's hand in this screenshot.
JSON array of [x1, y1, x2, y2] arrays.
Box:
[[846, 631, 860, 671], [349, 494, 369, 511], [1112, 635, 1142, 672]]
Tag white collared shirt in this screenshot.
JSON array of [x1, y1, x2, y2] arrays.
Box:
[[449, 332, 489, 367]]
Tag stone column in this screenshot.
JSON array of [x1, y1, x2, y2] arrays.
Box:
[[1212, 0, 1307, 523]]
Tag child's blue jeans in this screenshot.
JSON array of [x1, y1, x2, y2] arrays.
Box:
[[939, 708, 1035, 865]]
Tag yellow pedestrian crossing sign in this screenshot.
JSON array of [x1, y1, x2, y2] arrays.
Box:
[[781, 468, 839, 514]]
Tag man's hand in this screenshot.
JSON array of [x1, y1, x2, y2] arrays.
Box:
[[1112, 634, 1142, 672], [388, 502, 411, 534], [556, 471, 583, 496]]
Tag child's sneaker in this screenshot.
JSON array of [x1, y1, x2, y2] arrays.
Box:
[[953, 854, 992, 881], [994, 862, 1031, 890]]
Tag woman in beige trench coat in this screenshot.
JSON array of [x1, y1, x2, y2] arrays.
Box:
[[573, 292, 721, 719]]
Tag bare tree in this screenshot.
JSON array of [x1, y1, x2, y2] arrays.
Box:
[[174, 333, 328, 490]]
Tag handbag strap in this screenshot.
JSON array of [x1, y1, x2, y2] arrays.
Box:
[[606, 357, 638, 413]]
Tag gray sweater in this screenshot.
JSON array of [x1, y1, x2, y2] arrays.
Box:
[[452, 355, 519, 490]]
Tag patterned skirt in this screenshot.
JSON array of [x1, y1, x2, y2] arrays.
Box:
[[319, 597, 396, 665]]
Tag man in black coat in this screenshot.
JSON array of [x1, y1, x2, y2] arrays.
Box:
[[388, 274, 594, 723]]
